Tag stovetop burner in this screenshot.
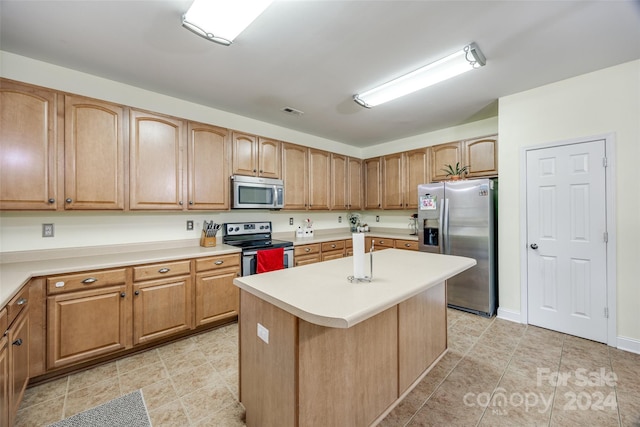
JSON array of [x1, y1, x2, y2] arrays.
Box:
[[222, 221, 293, 251]]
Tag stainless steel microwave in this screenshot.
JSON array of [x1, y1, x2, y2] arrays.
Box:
[[231, 175, 284, 209]]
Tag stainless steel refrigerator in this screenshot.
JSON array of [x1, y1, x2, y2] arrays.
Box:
[[417, 178, 497, 317]]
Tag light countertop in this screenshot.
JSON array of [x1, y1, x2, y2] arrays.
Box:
[[233, 249, 475, 329], [0, 241, 240, 307]]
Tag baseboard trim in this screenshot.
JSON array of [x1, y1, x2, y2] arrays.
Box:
[[496, 307, 521, 323], [617, 336, 640, 355]]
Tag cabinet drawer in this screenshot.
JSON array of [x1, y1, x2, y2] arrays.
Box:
[[7, 285, 29, 324], [395, 240, 419, 251], [321, 240, 345, 252], [133, 260, 191, 281], [344, 239, 353, 248], [195, 254, 241, 272], [367, 237, 394, 249], [295, 244, 321, 257], [47, 268, 127, 295]]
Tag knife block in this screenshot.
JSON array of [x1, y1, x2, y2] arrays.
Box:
[[200, 232, 217, 248]]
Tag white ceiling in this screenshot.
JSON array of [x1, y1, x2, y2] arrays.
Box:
[[1, 0, 639, 148]]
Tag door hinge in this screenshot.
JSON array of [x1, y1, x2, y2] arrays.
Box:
[[602, 157, 608, 168], [604, 307, 609, 318], [603, 232, 609, 243]]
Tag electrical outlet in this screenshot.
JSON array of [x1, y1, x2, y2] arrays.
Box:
[[289, 218, 294, 225], [338, 216, 342, 223], [42, 223, 54, 237], [186, 220, 194, 231], [376, 215, 380, 222]]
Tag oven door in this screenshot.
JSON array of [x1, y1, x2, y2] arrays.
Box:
[[242, 247, 294, 276]]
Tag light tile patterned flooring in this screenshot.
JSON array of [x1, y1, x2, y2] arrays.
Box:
[[16, 309, 640, 426]]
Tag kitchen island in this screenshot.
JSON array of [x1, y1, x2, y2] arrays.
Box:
[[234, 249, 476, 427]]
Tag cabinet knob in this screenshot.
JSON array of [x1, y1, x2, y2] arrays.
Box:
[[189, 201, 193, 205], [179, 201, 183, 205], [405, 243, 411, 247], [66, 198, 72, 203], [81, 277, 98, 284], [305, 248, 311, 252], [253, 169, 257, 173], [16, 298, 28, 306], [214, 260, 224, 265], [120, 292, 126, 298], [48, 198, 55, 204], [135, 290, 140, 296], [331, 244, 336, 248], [158, 268, 170, 273], [12, 338, 23, 346]]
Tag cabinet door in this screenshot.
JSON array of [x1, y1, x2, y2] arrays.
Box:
[[195, 266, 240, 327], [47, 285, 128, 369], [404, 148, 429, 210], [347, 158, 363, 210], [464, 136, 498, 178], [0, 336, 8, 427], [282, 143, 308, 210], [0, 80, 58, 210], [187, 122, 230, 210], [64, 95, 125, 209], [130, 110, 186, 210], [133, 276, 192, 345], [258, 137, 281, 178], [430, 142, 463, 182], [7, 308, 29, 425], [364, 158, 382, 210], [382, 153, 403, 209], [308, 148, 331, 210], [330, 154, 347, 210], [232, 132, 257, 176]]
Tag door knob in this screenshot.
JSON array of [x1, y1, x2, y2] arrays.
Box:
[[530, 243, 538, 250]]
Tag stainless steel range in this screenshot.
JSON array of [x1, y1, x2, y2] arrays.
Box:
[[222, 221, 294, 276]]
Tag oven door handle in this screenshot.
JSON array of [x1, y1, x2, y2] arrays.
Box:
[[243, 250, 258, 256]]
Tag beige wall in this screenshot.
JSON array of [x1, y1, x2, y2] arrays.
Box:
[[498, 59, 640, 343]]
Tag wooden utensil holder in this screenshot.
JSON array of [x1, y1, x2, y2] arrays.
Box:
[[200, 232, 217, 248]]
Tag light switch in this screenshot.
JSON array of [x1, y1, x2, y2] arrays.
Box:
[[257, 323, 269, 344]]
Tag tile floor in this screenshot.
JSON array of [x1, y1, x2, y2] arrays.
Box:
[[15, 309, 640, 426]]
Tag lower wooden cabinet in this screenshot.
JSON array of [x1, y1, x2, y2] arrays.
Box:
[[365, 237, 395, 251], [133, 276, 192, 346], [194, 254, 241, 327], [395, 239, 419, 251], [321, 240, 345, 261], [294, 244, 321, 266], [0, 334, 8, 427], [7, 308, 29, 426], [47, 285, 128, 369]]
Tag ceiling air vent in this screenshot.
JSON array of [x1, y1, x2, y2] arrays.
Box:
[[281, 106, 304, 116]]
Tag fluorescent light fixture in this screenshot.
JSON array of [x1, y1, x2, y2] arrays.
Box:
[[182, 0, 273, 46], [354, 43, 486, 108]]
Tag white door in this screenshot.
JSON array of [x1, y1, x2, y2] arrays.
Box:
[[526, 140, 608, 342]]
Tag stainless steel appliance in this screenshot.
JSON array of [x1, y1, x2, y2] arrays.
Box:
[[417, 179, 497, 316], [222, 221, 294, 276], [231, 175, 284, 209]]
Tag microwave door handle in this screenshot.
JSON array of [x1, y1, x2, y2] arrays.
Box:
[[273, 184, 278, 208]]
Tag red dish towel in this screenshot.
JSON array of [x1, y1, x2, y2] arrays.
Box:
[[257, 247, 285, 273]]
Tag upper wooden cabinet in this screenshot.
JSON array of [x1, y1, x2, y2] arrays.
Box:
[[282, 142, 308, 210], [464, 136, 498, 178], [232, 132, 281, 178], [347, 158, 363, 210], [0, 80, 58, 210], [381, 149, 428, 210], [430, 136, 498, 181], [64, 95, 125, 210], [364, 157, 382, 210], [187, 122, 230, 210], [129, 110, 186, 210], [308, 148, 331, 210], [331, 155, 362, 211], [430, 142, 463, 182]]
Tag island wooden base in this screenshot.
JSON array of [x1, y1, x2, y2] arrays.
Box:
[[239, 282, 447, 427]]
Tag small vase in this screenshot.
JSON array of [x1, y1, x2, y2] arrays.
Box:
[[450, 175, 460, 181]]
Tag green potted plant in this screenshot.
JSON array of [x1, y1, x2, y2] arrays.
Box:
[[441, 162, 468, 180]]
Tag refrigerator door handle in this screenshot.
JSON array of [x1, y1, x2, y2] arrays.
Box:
[[442, 198, 450, 254]]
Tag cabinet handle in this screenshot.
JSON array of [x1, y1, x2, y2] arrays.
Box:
[[405, 243, 411, 247], [259, 169, 263, 173], [66, 198, 72, 203], [214, 260, 224, 265], [82, 277, 98, 284], [331, 244, 336, 248], [158, 268, 170, 273], [305, 248, 311, 252], [48, 198, 55, 204], [16, 298, 28, 306], [179, 201, 183, 205], [134, 290, 140, 296], [189, 201, 193, 205], [120, 292, 126, 298], [253, 169, 257, 173], [379, 241, 384, 244], [12, 338, 23, 346]]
